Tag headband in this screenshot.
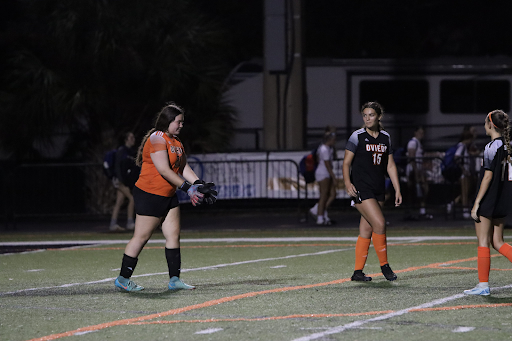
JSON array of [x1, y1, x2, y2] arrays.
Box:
[[488, 112, 499, 129]]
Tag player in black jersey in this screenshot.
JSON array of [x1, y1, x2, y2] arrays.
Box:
[[464, 110, 512, 296], [343, 102, 402, 282]]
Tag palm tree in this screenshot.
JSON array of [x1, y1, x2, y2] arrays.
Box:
[[0, 0, 236, 162]]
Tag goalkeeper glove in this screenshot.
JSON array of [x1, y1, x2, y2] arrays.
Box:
[[179, 181, 204, 206], [194, 180, 218, 205]]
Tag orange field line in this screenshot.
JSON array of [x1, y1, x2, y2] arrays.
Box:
[[127, 302, 512, 325], [49, 241, 476, 251], [430, 266, 512, 271], [27, 254, 503, 341], [130, 311, 397, 325]]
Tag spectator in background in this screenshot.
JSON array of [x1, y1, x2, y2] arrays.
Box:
[[464, 124, 481, 179], [453, 130, 475, 219], [309, 130, 337, 225], [406, 126, 433, 220], [109, 132, 137, 232], [464, 124, 480, 155]]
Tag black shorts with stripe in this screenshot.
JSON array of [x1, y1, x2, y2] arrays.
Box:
[[133, 186, 179, 217]]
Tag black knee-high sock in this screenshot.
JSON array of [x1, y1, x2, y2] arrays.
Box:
[[119, 254, 138, 278], [165, 248, 181, 278]]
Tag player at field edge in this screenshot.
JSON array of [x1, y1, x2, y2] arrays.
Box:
[[464, 109, 512, 296], [114, 102, 217, 292], [343, 101, 402, 282]]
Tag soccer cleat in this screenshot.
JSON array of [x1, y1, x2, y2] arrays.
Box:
[[115, 276, 144, 292], [168, 276, 195, 290], [351, 270, 372, 282], [381, 264, 397, 281], [464, 286, 490, 296]]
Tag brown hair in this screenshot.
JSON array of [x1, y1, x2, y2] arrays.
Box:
[[361, 101, 384, 131], [487, 109, 511, 160], [135, 102, 184, 167]]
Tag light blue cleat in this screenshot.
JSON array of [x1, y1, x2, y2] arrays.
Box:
[[463, 286, 490, 296], [168, 276, 195, 290], [115, 276, 144, 292]]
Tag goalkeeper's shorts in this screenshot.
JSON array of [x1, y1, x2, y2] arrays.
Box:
[[133, 186, 179, 217]]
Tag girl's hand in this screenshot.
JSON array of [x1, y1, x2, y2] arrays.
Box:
[[395, 191, 402, 207], [345, 182, 357, 198], [471, 203, 480, 223]]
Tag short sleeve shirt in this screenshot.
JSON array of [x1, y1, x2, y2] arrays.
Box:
[[345, 128, 392, 194], [135, 131, 186, 197], [315, 144, 333, 181]]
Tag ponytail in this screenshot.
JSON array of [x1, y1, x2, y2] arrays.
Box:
[[135, 128, 156, 167]]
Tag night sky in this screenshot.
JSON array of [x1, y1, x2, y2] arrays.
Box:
[[203, 0, 512, 64]]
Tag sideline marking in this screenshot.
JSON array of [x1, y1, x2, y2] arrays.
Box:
[[2, 240, 504, 296], [452, 326, 475, 333], [25, 255, 508, 341], [0, 236, 487, 247], [49, 241, 477, 251], [195, 328, 223, 335], [0, 247, 355, 296], [291, 284, 512, 341]]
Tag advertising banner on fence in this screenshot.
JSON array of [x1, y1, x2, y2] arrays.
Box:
[[177, 151, 349, 202]]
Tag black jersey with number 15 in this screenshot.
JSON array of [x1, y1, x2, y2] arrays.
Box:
[[346, 128, 393, 195]]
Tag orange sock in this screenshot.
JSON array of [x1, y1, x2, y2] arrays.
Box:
[[498, 243, 512, 262], [477, 247, 490, 283], [372, 232, 389, 266], [354, 236, 371, 271]]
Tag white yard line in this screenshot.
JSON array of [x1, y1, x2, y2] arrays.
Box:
[[0, 247, 354, 295], [0, 235, 483, 247], [0, 235, 493, 295], [291, 283, 512, 341]]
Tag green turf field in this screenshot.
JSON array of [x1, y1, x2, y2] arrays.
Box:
[[1, 228, 512, 341]]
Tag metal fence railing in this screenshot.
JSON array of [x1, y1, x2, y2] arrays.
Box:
[[0, 155, 488, 225]]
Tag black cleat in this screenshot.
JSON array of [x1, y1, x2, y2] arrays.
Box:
[[351, 270, 372, 282], [381, 264, 397, 281]]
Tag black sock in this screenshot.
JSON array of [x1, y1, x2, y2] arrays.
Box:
[[165, 248, 181, 278], [119, 254, 138, 278]]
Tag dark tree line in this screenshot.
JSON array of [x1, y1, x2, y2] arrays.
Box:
[[0, 0, 240, 162]]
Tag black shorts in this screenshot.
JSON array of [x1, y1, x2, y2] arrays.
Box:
[[133, 186, 179, 217], [359, 190, 385, 203]]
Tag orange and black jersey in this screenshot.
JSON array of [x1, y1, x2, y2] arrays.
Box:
[[135, 131, 186, 197], [346, 128, 393, 194], [477, 137, 512, 218]]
